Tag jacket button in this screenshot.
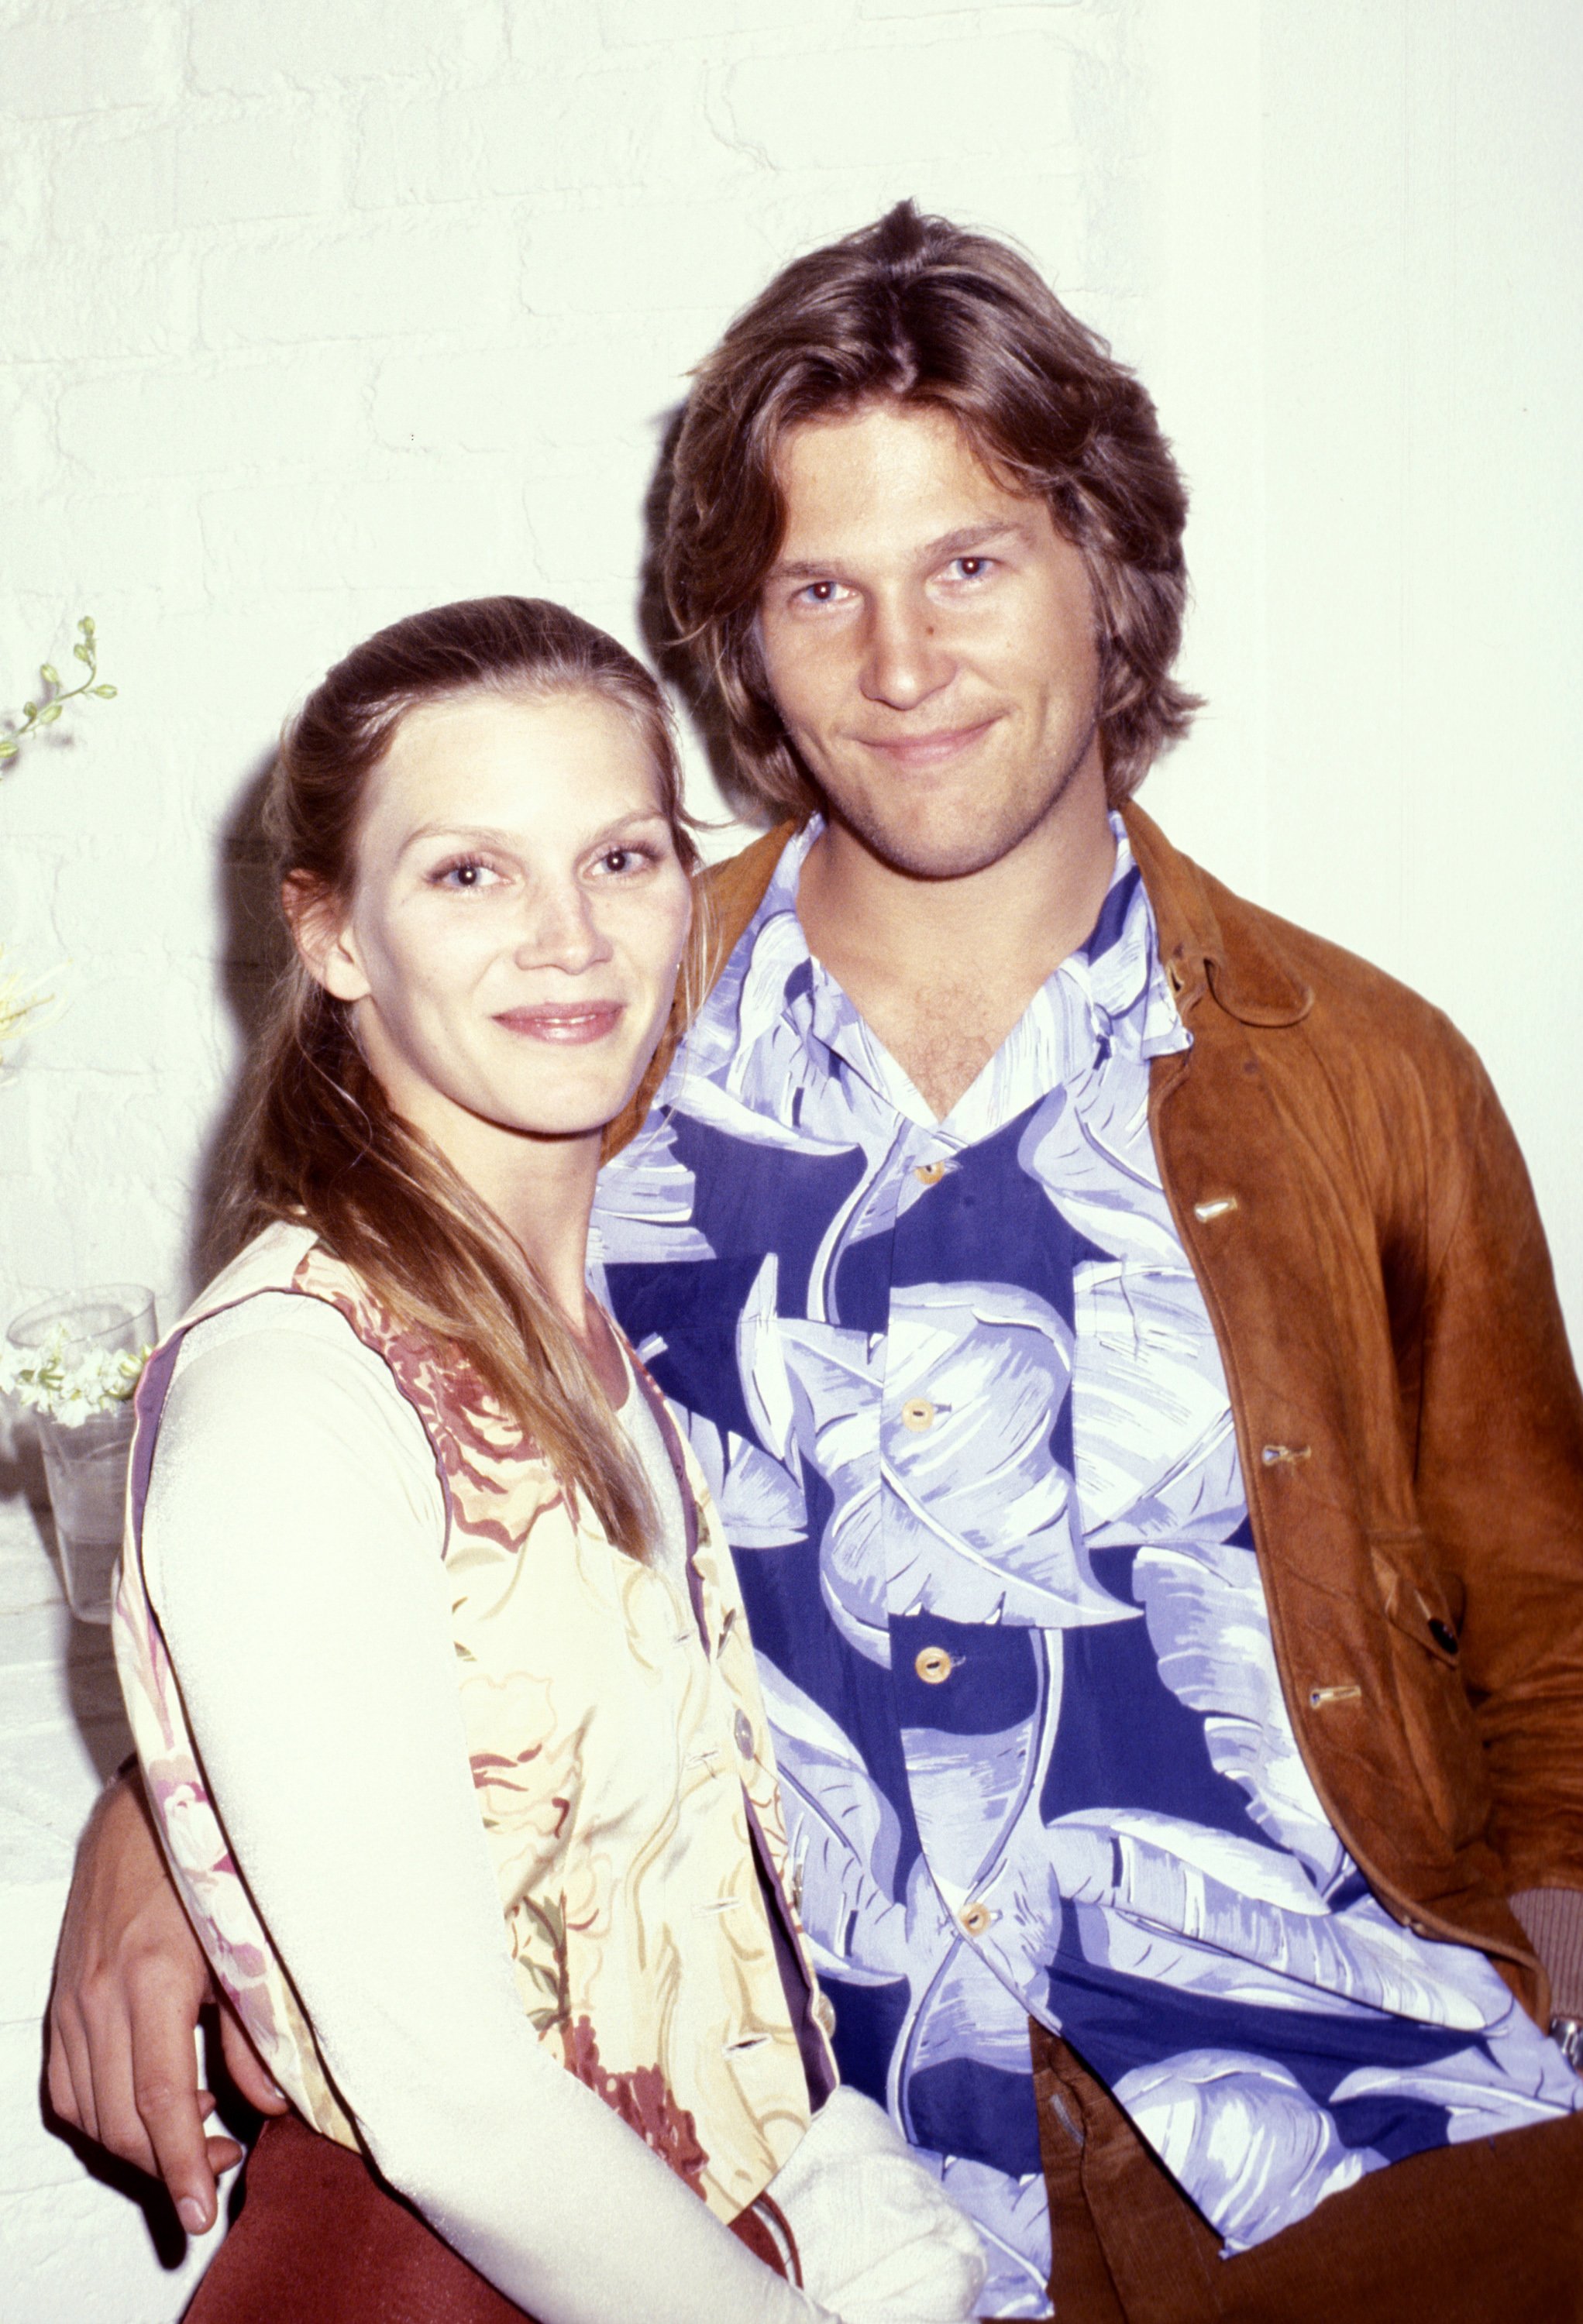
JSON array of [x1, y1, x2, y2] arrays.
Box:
[[901, 1397, 936, 1432], [914, 1646, 954, 1685], [1192, 1196, 1239, 1222], [959, 1901, 993, 1937], [813, 1992, 837, 2037], [914, 1160, 946, 1186], [734, 1709, 755, 1758]]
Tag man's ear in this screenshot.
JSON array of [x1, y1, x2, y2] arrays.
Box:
[[281, 872, 370, 1004]]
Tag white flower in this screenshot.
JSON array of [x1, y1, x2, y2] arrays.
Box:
[[0, 1322, 149, 1422]]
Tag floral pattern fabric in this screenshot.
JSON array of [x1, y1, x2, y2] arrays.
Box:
[[115, 1222, 833, 2223], [590, 816, 1580, 2316]]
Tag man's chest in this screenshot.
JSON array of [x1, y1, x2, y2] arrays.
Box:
[[595, 1042, 1244, 1615]]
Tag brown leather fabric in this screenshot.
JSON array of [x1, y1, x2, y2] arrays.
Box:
[[638, 807, 1583, 2014], [183, 2113, 792, 2322], [1127, 803, 1583, 2010], [1031, 2025, 1583, 2321]]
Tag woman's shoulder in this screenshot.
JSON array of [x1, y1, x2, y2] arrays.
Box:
[[165, 1226, 422, 1454], [153, 1277, 445, 1542], [177, 1218, 322, 1322]]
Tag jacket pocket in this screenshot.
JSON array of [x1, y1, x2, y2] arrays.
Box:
[[1368, 1528, 1464, 1666], [1368, 1528, 1485, 1847]]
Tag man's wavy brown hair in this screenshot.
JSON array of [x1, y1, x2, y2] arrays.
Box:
[[662, 200, 1199, 816]]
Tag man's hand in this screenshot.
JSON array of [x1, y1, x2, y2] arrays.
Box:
[[46, 1771, 287, 2232]]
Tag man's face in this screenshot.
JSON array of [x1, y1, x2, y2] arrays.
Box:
[[756, 399, 1103, 879]]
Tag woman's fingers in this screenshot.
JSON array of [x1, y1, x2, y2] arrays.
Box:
[[218, 1994, 288, 2117]]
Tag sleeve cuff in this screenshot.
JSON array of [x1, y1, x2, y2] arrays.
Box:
[[1510, 1886, 1583, 2020]]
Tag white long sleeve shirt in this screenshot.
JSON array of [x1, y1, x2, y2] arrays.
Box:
[[143, 1291, 824, 2324]]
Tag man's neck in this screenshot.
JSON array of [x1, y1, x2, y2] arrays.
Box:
[[794, 764, 1118, 1120]]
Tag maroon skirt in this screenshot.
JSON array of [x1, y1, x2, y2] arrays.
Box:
[[184, 2112, 796, 2323]]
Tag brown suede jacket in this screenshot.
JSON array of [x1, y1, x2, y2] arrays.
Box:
[[610, 803, 1583, 2026]]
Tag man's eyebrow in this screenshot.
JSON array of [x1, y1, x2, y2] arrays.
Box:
[[766, 520, 1036, 583]]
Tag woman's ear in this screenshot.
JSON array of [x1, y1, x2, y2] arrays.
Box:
[[281, 873, 370, 1004]]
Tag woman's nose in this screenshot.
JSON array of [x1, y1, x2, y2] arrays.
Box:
[[860, 593, 955, 711], [512, 880, 612, 975]]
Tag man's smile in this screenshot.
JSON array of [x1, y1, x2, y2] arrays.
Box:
[[852, 713, 1004, 769]]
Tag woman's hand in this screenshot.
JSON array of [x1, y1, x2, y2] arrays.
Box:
[[766, 2087, 987, 2323], [46, 1770, 287, 2231]]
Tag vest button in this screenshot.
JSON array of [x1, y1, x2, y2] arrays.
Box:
[[959, 1901, 993, 1937], [734, 1709, 755, 1758], [1428, 1618, 1458, 1655], [914, 1646, 954, 1685], [914, 1160, 946, 1186], [901, 1397, 936, 1432], [813, 1992, 837, 2037]]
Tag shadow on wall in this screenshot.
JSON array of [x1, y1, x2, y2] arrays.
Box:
[[186, 405, 766, 1300], [187, 752, 294, 1292], [638, 401, 766, 828]]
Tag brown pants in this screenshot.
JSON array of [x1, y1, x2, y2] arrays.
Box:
[[1034, 2028, 1583, 2322], [182, 2112, 793, 2323], [188, 2052, 1583, 2323]]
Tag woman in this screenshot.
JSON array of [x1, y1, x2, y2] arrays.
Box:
[[113, 599, 984, 2323]]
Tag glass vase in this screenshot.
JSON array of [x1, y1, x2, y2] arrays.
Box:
[[6, 1284, 157, 1623]]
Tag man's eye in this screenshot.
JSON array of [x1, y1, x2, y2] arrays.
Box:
[[797, 580, 847, 607], [947, 555, 994, 581]]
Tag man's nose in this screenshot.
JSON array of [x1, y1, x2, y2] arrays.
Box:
[[859, 592, 955, 712], [512, 879, 613, 975]]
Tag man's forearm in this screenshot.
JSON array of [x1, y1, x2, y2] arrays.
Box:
[[46, 1765, 256, 2229]]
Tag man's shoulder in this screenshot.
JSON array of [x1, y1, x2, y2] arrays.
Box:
[[699, 819, 800, 961], [1125, 803, 1484, 1095]]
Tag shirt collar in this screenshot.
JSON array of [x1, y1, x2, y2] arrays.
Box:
[[730, 811, 1189, 1136]]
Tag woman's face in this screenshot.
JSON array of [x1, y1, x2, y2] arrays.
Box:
[[304, 688, 693, 1153]]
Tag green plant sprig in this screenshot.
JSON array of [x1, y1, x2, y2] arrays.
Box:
[[0, 616, 116, 765]]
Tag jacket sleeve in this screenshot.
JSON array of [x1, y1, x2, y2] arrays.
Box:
[[1407, 1047, 1583, 1917]]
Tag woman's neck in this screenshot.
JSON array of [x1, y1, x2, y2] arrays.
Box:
[[421, 1105, 605, 1342]]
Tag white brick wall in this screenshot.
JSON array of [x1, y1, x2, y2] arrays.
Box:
[[2, 2, 1579, 2315]]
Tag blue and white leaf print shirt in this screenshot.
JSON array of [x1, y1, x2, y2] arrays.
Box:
[[590, 816, 1578, 2317]]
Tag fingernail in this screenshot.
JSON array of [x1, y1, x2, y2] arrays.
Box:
[[177, 2198, 209, 2234]]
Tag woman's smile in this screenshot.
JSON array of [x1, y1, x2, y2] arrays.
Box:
[[491, 1000, 626, 1044]]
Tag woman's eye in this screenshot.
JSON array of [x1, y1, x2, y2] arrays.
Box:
[[796, 579, 847, 608], [431, 858, 502, 891], [591, 845, 653, 877]]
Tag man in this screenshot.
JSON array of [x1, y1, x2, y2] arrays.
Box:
[[50, 205, 1583, 2318]]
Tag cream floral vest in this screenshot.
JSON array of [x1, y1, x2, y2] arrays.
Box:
[[114, 1222, 835, 2222]]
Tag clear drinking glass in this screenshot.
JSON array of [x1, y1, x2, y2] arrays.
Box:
[[6, 1284, 157, 1623]]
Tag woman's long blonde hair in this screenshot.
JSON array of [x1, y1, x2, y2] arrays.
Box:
[[228, 596, 701, 1559]]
